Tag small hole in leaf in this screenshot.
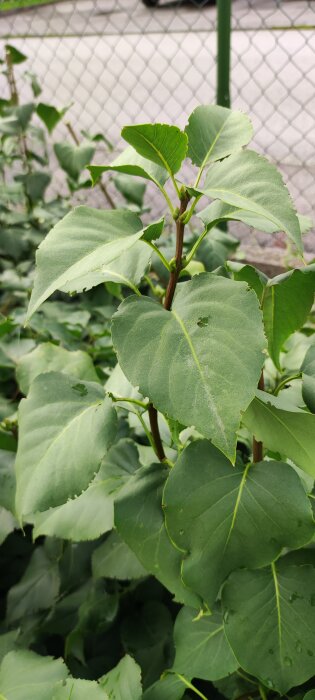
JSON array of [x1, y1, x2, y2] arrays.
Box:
[[197, 316, 209, 328], [72, 383, 88, 396]]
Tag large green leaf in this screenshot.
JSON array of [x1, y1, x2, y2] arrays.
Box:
[[16, 342, 99, 395], [92, 531, 147, 580], [121, 124, 188, 176], [222, 562, 315, 694], [0, 650, 68, 700], [15, 372, 117, 518], [163, 440, 314, 607], [27, 206, 163, 320], [185, 105, 252, 172], [6, 547, 60, 623], [115, 463, 200, 608], [172, 605, 237, 681], [32, 438, 141, 541], [112, 273, 265, 461], [54, 141, 95, 180], [198, 199, 291, 235], [262, 268, 315, 369], [193, 150, 302, 252], [99, 655, 142, 700], [88, 146, 168, 188], [243, 389, 315, 477], [227, 262, 267, 302], [62, 240, 152, 296], [52, 679, 107, 699]]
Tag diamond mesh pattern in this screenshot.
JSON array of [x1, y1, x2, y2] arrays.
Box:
[[1, 0, 315, 251]]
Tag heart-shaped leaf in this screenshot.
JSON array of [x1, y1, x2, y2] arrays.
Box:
[[222, 562, 315, 694], [31, 439, 141, 542], [15, 372, 117, 518], [27, 206, 163, 320], [115, 462, 200, 608], [121, 124, 188, 176], [0, 650, 68, 700], [88, 145, 168, 189], [54, 141, 95, 180], [112, 273, 265, 461], [172, 605, 237, 681], [163, 440, 314, 607], [262, 267, 315, 369], [193, 150, 302, 252], [243, 389, 315, 477], [185, 105, 252, 173]]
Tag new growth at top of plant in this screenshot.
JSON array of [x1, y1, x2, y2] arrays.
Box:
[[1, 89, 315, 700]]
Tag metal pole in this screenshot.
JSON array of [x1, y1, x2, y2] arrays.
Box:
[[216, 0, 232, 108]]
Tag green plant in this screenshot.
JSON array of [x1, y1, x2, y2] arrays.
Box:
[[1, 103, 315, 700]]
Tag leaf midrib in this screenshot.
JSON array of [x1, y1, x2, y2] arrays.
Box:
[[20, 399, 103, 508], [202, 187, 290, 235], [171, 309, 227, 448]]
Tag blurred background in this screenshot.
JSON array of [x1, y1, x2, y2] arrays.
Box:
[[1, 0, 315, 255]]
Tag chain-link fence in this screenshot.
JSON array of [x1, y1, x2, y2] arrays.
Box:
[[1, 0, 315, 253]]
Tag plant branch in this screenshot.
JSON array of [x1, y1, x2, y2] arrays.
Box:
[[143, 240, 171, 271], [107, 393, 148, 409], [148, 403, 166, 461], [175, 674, 209, 700], [164, 192, 190, 311], [156, 182, 175, 216], [252, 370, 265, 463], [274, 372, 302, 396], [66, 121, 116, 209], [184, 226, 211, 267], [148, 193, 190, 460], [5, 46, 19, 105]]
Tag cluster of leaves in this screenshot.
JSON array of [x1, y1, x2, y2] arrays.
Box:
[[1, 69, 315, 700]]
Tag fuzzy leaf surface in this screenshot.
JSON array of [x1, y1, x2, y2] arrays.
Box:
[[185, 105, 252, 170], [243, 390, 315, 477], [0, 650, 68, 700], [27, 206, 163, 319], [173, 605, 237, 681], [223, 563, 315, 694], [92, 531, 147, 580], [194, 150, 302, 251], [121, 124, 187, 175], [16, 342, 99, 395], [99, 655, 142, 700], [115, 463, 200, 607], [88, 146, 168, 187], [31, 438, 140, 541], [52, 679, 108, 699], [163, 440, 314, 606], [15, 372, 117, 518], [262, 268, 315, 368], [112, 273, 265, 461]]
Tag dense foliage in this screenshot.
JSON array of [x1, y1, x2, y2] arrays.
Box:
[[1, 45, 315, 700]]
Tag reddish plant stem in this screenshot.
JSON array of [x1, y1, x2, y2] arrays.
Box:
[[252, 370, 264, 463], [148, 193, 190, 462], [148, 404, 166, 462], [164, 194, 189, 311]]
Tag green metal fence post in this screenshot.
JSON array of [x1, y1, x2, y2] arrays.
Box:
[[216, 0, 232, 108]]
